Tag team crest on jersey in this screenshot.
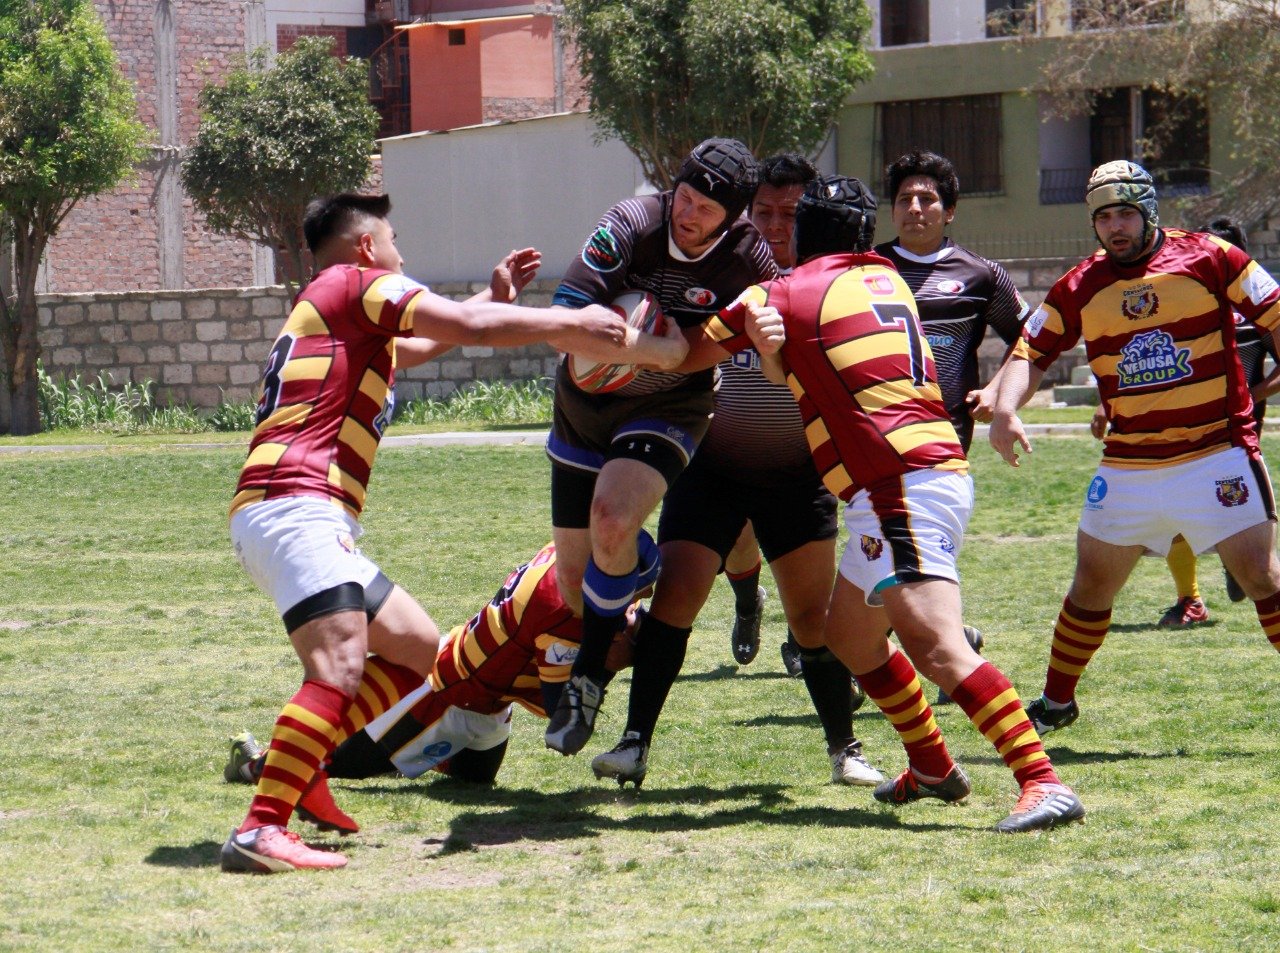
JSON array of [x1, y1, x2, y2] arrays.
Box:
[[582, 225, 623, 273], [1115, 330, 1192, 389], [1216, 476, 1249, 507], [864, 274, 895, 295], [1121, 283, 1159, 321], [685, 287, 715, 306], [937, 279, 965, 295], [860, 535, 884, 561]]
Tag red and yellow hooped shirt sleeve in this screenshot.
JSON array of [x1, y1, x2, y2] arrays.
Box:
[[358, 270, 430, 337], [1014, 288, 1080, 370], [1215, 239, 1280, 333], [701, 282, 776, 354]]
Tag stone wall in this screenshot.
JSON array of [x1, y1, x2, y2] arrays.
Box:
[[34, 280, 565, 410], [34, 262, 1084, 412]]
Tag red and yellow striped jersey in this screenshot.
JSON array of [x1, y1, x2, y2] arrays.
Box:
[[230, 264, 428, 518], [430, 543, 583, 718], [1017, 230, 1280, 468], [703, 252, 967, 502]]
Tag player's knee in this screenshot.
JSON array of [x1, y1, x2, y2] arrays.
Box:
[[590, 500, 642, 559], [786, 605, 827, 644]]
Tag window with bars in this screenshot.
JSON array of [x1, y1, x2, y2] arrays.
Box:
[[876, 95, 1004, 196]]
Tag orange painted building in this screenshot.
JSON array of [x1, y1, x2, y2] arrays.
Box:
[[402, 12, 583, 131]]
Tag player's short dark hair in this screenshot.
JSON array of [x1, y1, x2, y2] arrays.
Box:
[[303, 193, 392, 254], [1201, 216, 1248, 254], [885, 151, 960, 210], [758, 153, 818, 190]]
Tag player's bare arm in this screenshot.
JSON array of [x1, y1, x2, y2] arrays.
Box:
[[966, 341, 1020, 422], [395, 336, 453, 369], [412, 294, 625, 349], [547, 304, 688, 370], [464, 248, 542, 304], [988, 356, 1044, 468]]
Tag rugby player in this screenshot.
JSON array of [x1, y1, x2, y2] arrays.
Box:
[[990, 161, 1280, 737], [220, 192, 669, 873], [227, 539, 655, 789], [875, 150, 1031, 702], [591, 154, 882, 789], [689, 175, 1085, 832], [544, 138, 776, 756]]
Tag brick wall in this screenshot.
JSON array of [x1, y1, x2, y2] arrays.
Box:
[[277, 24, 347, 56], [44, 2, 258, 294]]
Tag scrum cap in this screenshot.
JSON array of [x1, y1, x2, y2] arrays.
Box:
[[674, 138, 759, 230], [1086, 160, 1159, 244], [793, 175, 878, 264]]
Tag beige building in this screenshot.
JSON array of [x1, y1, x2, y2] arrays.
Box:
[[839, 0, 1271, 263]]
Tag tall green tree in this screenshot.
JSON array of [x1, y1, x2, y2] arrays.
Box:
[[182, 37, 381, 296], [1018, 0, 1280, 225], [563, 0, 874, 187], [0, 0, 146, 435]]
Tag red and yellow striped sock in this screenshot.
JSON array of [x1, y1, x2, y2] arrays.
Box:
[[858, 648, 953, 781], [1255, 591, 1280, 652], [339, 655, 425, 742], [1043, 598, 1112, 704], [951, 661, 1059, 789], [241, 679, 351, 833]]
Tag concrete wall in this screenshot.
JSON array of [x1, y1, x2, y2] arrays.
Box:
[[382, 112, 653, 285]]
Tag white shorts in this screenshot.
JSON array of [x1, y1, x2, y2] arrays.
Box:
[[1079, 446, 1276, 555], [230, 496, 382, 617], [838, 469, 973, 606], [363, 677, 513, 780]]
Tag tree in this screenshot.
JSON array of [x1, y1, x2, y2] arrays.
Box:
[[182, 37, 381, 295], [0, 0, 147, 435], [1014, 0, 1280, 226], [562, 0, 874, 187]]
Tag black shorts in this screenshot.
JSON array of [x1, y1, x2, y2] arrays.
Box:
[[547, 363, 714, 528], [657, 453, 838, 564]]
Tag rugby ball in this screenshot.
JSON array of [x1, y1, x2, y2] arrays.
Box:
[[568, 291, 668, 394]]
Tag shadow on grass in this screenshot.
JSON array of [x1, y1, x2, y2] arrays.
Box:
[[959, 746, 1249, 769], [144, 840, 224, 868], [680, 664, 794, 683], [1110, 620, 1219, 633], [351, 780, 966, 845]]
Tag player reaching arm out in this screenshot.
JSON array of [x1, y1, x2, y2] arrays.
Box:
[[988, 355, 1045, 467]]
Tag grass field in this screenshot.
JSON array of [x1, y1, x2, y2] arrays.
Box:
[[2, 433, 1279, 951]]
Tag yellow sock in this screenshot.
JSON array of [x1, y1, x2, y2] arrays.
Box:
[[1166, 535, 1199, 600]]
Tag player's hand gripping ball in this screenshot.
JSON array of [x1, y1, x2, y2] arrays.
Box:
[[568, 291, 667, 393]]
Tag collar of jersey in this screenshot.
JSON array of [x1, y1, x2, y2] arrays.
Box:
[[668, 226, 728, 262], [891, 239, 955, 265]]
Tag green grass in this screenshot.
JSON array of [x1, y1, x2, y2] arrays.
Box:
[[2, 434, 1280, 950]]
